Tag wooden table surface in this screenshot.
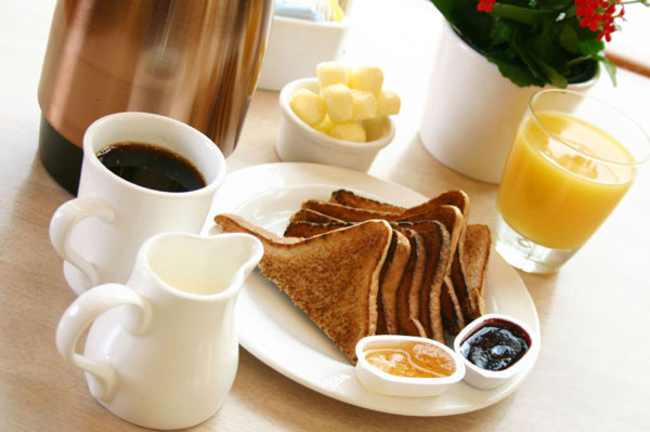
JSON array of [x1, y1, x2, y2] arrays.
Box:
[[2, 1, 650, 431]]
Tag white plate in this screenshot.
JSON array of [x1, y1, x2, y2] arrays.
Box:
[[202, 162, 540, 417]]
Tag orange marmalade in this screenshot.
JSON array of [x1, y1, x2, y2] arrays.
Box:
[[364, 341, 455, 378]]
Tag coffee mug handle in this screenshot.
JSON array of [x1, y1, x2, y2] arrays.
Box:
[[56, 283, 152, 403], [49, 197, 115, 291]]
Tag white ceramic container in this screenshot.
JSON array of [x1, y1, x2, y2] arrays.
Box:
[[419, 24, 596, 184], [49, 112, 226, 295], [355, 335, 465, 398], [277, 78, 395, 171], [56, 232, 263, 430], [258, 1, 353, 91], [453, 314, 540, 390]]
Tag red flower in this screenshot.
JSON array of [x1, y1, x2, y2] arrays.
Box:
[[575, 0, 625, 42], [477, 0, 496, 12]]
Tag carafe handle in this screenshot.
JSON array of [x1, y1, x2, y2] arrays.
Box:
[[49, 197, 115, 294], [56, 284, 152, 402]]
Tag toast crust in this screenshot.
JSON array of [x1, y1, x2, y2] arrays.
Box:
[[284, 221, 349, 238], [381, 229, 413, 334], [301, 200, 463, 255], [328, 189, 470, 219], [330, 189, 405, 214], [400, 221, 451, 342], [462, 224, 491, 319], [302, 200, 396, 222], [377, 231, 411, 334], [395, 231, 426, 337], [290, 208, 345, 225], [440, 276, 465, 337]]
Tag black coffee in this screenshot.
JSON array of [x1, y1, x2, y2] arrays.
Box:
[[97, 142, 206, 192]]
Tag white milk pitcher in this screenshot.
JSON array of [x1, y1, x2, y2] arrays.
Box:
[[56, 232, 263, 430]]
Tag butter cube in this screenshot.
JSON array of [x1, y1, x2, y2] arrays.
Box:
[[290, 88, 326, 126], [348, 66, 384, 95], [363, 117, 390, 141], [314, 115, 335, 134], [316, 62, 348, 88], [351, 90, 377, 121], [321, 84, 353, 123], [329, 122, 367, 143], [377, 90, 401, 116]]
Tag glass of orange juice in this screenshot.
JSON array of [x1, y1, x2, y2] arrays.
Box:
[[496, 89, 649, 273]]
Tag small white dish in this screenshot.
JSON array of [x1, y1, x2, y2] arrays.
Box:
[[277, 78, 395, 172], [355, 335, 465, 398], [453, 314, 540, 390]]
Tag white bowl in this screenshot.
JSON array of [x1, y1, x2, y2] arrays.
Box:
[[354, 335, 465, 398], [453, 314, 540, 390], [277, 78, 395, 172]]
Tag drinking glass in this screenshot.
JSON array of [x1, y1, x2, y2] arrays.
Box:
[[496, 89, 649, 273]]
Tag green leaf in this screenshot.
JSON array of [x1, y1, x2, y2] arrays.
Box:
[[426, 0, 599, 87], [535, 58, 568, 87], [577, 38, 604, 56], [491, 4, 555, 25], [531, 16, 564, 64], [451, 0, 495, 50], [509, 29, 546, 81], [491, 19, 514, 46], [559, 23, 578, 53], [538, 0, 574, 9], [488, 57, 542, 87]]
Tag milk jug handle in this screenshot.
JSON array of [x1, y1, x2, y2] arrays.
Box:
[[49, 197, 115, 293], [56, 284, 152, 402]]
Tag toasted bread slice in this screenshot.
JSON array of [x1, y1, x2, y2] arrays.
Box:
[[284, 221, 349, 238], [397, 221, 451, 342], [376, 231, 411, 334], [304, 195, 472, 333], [382, 228, 414, 334], [291, 202, 463, 259], [462, 224, 491, 319], [302, 200, 396, 222], [282, 220, 411, 336], [214, 214, 392, 362], [298, 201, 463, 339], [301, 200, 463, 255], [395, 230, 426, 337], [440, 276, 465, 337], [286, 218, 451, 340], [330, 189, 404, 214], [289, 208, 345, 225], [401, 190, 470, 220], [449, 224, 491, 323], [329, 189, 470, 219]]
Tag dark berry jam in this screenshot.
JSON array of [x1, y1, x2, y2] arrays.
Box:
[[460, 321, 529, 371]]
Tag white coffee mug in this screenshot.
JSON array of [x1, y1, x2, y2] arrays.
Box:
[[49, 112, 226, 295]]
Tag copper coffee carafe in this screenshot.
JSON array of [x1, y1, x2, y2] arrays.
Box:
[[38, 0, 272, 194]]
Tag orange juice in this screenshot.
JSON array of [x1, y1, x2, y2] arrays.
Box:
[[498, 111, 635, 250]]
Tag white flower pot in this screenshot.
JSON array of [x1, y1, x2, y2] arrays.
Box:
[[419, 24, 597, 184]]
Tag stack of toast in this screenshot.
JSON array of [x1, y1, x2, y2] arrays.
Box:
[[213, 189, 491, 363]]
